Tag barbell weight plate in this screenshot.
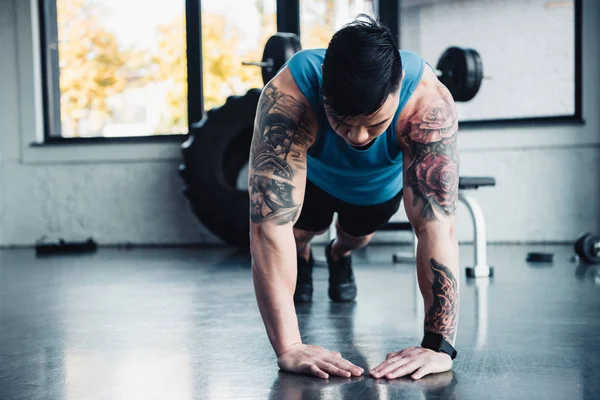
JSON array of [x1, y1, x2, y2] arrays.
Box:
[[574, 232, 600, 264], [437, 47, 465, 101], [582, 234, 600, 264], [574, 232, 589, 262], [260, 33, 302, 85], [436, 47, 483, 102], [463, 48, 484, 101]]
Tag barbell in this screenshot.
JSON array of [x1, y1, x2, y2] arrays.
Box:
[[435, 47, 483, 102], [242, 33, 302, 86], [244, 33, 484, 102]]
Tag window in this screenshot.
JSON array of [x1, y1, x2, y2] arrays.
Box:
[[40, 0, 279, 140], [400, 0, 581, 123], [41, 0, 188, 138], [300, 0, 376, 49], [200, 0, 277, 110]]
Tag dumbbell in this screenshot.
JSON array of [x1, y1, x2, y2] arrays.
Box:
[[574, 232, 600, 264]]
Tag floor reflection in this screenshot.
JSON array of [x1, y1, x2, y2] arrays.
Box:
[[268, 370, 458, 399]]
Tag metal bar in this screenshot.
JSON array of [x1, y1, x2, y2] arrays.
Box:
[[186, 0, 204, 125], [276, 0, 300, 35], [574, 0, 582, 121], [458, 116, 585, 128], [39, 0, 62, 138], [458, 193, 487, 267], [242, 60, 274, 68], [458, 177, 496, 190], [377, 0, 399, 44], [37, 135, 186, 145]]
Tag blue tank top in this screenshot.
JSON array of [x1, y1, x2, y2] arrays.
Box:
[[286, 49, 425, 206]]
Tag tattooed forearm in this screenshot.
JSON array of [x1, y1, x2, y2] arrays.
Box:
[[424, 259, 459, 344], [249, 83, 314, 225], [403, 90, 460, 220]]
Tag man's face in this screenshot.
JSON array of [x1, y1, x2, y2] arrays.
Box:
[[324, 91, 400, 149]]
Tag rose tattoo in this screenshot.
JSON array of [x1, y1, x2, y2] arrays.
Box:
[[404, 96, 459, 220], [413, 153, 458, 215], [408, 100, 458, 145]]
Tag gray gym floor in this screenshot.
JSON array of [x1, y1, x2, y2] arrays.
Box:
[[0, 244, 599, 400]]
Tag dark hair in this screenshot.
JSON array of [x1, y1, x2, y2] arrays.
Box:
[[322, 14, 402, 119]]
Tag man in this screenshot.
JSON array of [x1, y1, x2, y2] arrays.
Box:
[[249, 15, 459, 381]]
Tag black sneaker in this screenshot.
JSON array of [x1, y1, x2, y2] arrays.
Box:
[[325, 240, 357, 302], [294, 251, 314, 303]]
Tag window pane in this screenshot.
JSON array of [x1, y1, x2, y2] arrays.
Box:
[[300, 0, 376, 49], [201, 0, 277, 110], [400, 0, 576, 121], [53, 0, 187, 137]]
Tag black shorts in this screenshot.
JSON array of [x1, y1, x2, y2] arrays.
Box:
[[294, 180, 404, 237]]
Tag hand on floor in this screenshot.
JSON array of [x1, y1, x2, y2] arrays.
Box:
[[369, 346, 452, 380], [277, 343, 364, 379]]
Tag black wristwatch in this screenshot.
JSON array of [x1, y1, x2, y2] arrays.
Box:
[[421, 332, 457, 360]]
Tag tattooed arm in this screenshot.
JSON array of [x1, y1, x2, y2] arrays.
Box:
[[249, 68, 318, 358], [400, 84, 460, 346], [371, 83, 460, 381]]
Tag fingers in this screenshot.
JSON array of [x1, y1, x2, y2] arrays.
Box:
[[372, 347, 428, 379], [288, 346, 365, 380], [305, 363, 329, 379], [327, 356, 364, 376], [370, 356, 412, 379], [303, 356, 431, 380], [316, 360, 352, 378], [411, 364, 434, 380], [384, 361, 422, 379]]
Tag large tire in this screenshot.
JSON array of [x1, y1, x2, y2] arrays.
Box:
[[180, 89, 261, 247]]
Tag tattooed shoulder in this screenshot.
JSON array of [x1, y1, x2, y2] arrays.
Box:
[[402, 90, 460, 220], [249, 82, 317, 225]]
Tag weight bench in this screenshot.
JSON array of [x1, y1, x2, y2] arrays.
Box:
[[384, 177, 496, 278]]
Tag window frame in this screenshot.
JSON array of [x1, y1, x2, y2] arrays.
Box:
[[36, 0, 291, 145], [397, 0, 584, 128], [37, 0, 203, 144]]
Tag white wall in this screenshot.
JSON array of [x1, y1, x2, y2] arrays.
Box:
[[0, 0, 598, 247], [402, 0, 575, 120]]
